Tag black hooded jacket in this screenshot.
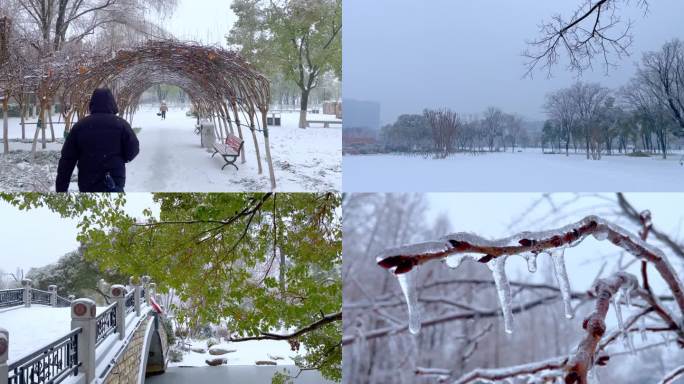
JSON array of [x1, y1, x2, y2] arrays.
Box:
[[55, 89, 140, 192]]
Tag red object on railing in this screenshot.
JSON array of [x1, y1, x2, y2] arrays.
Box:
[[150, 296, 163, 314]]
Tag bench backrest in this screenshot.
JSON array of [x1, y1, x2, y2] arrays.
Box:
[[225, 134, 244, 152]]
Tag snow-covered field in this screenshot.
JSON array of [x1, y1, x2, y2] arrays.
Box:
[[171, 338, 300, 367], [343, 152, 684, 192], [0, 106, 341, 192]]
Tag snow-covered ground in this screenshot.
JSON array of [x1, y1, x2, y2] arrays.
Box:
[[171, 338, 300, 367], [343, 151, 684, 192], [0, 305, 107, 362], [0, 106, 341, 192], [0, 305, 302, 369]]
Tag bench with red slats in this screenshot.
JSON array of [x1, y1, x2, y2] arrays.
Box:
[[212, 133, 244, 171]]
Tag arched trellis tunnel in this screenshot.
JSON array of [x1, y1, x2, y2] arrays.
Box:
[[59, 41, 277, 189]]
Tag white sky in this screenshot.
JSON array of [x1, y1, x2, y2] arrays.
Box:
[[160, 0, 237, 47], [0, 194, 159, 275]]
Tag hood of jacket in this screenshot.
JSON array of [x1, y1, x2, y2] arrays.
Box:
[[89, 88, 119, 114]]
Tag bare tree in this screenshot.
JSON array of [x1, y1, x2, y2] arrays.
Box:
[[525, 0, 649, 76], [15, 0, 176, 54], [635, 39, 684, 136], [482, 107, 505, 152], [545, 87, 579, 156], [565, 82, 610, 159], [425, 108, 461, 158]]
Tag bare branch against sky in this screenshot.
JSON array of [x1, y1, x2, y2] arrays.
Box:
[[343, 0, 684, 123]]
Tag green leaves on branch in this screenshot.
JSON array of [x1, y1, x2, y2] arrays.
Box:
[[0, 192, 342, 381]]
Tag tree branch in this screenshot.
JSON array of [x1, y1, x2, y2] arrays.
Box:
[[230, 311, 341, 342]]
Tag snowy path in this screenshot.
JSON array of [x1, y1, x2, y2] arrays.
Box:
[[0, 107, 341, 192], [119, 107, 342, 192], [343, 152, 684, 192]]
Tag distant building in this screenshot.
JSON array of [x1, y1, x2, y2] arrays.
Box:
[[343, 99, 381, 131]]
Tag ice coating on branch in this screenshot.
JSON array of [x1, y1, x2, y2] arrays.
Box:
[[375, 241, 449, 264], [550, 249, 573, 319], [442, 232, 492, 246], [445, 254, 479, 269], [524, 253, 537, 273], [397, 269, 421, 335], [375, 215, 674, 339], [639, 316, 647, 342], [488, 257, 514, 334]]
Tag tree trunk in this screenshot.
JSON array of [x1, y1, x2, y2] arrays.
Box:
[[20, 103, 26, 140], [2, 98, 9, 154], [262, 110, 277, 190], [41, 105, 47, 149], [30, 107, 43, 158], [298, 88, 309, 129], [48, 104, 55, 141]]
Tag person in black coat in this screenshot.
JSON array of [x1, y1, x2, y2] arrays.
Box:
[[56, 88, 140, 192]]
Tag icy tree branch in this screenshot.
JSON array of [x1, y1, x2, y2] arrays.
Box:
[[376, 215, 684, 317], [659, 364, 684, 384], [565, 272, 637, 383], [454, 357, 567, 384]]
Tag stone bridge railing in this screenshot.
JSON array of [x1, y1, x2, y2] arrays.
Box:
[[0, 280, 74, 310], [0, 276, 165, 384]]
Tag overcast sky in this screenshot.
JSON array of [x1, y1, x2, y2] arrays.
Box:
[[0, 194, 159, 276], [343, 0, 684, 124], [160, 0, 237, 47]]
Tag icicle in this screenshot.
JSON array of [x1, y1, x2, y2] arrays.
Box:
[[550, 249, 574, 319], [661, 333, 671, 347], [589, 366, 602, 384], [445, 254, 468, 269], [612, 292, 635, 354], [639, 316, 647, 343], [397, 269, 421, 335], [612, 294, 625, 335], [623, 286, 633, 309], [592, 228, 609, 241], [488, 257, 514, 334], [525, 253, 537, 273]]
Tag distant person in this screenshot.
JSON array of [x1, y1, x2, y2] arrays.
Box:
[[55, 88, 139, 192], [160, 101, 168, 120]]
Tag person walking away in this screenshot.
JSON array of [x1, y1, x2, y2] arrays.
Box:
[[55, 88, 139, 192], [160, 100, 168, 120]]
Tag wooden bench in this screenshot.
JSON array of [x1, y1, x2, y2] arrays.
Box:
[[212, 134, 244, 170], [306, 119, 342, 128]]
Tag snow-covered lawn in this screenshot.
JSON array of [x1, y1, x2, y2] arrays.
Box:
[[0, 106, 341, 192], [171, 338, 300, 367], [343, 151, 684, 192]]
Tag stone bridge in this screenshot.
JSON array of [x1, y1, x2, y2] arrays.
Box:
[[0, 276, 169, 384]]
